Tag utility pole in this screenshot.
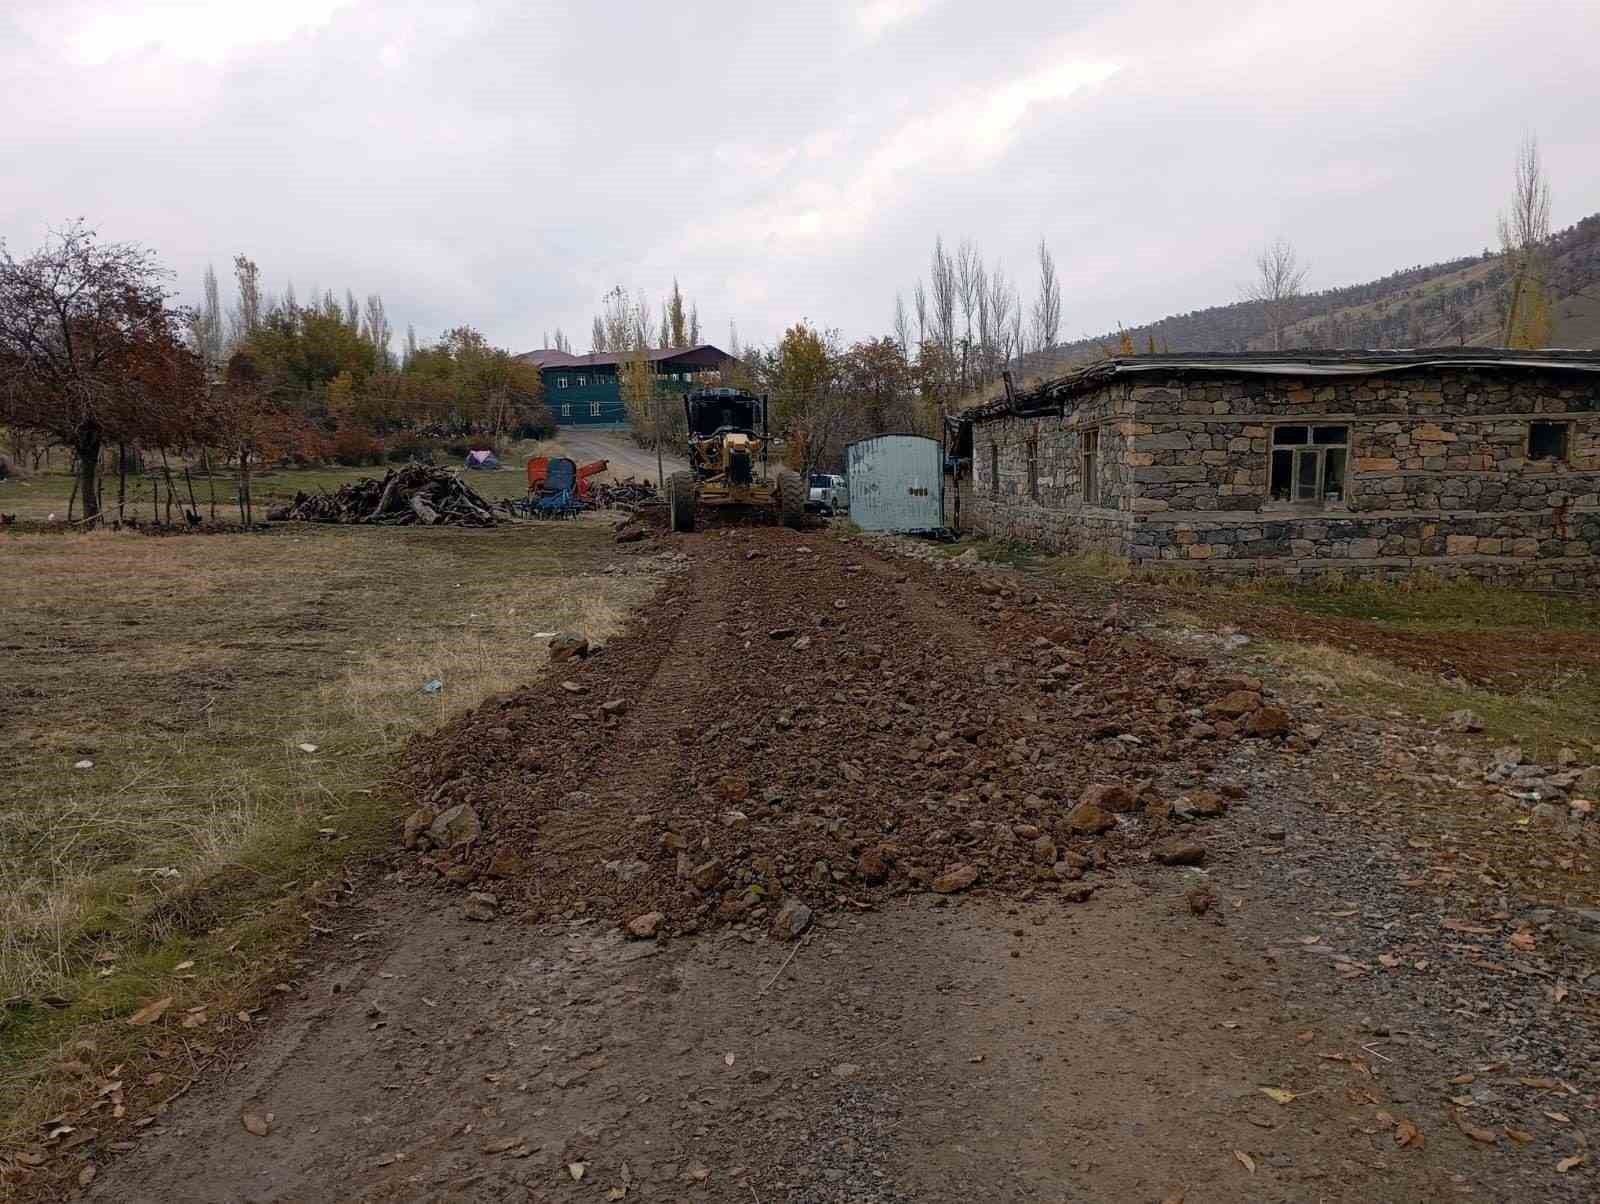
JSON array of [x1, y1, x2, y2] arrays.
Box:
[[654, 386, 665, 492]]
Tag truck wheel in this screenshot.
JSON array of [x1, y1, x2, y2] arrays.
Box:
[[667, 472, 697, 532], [776, 470, 804, 529]]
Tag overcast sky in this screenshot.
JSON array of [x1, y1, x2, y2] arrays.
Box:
[[4, 0, 1598, 355]]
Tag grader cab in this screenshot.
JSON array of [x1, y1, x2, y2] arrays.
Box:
[[666, 387, 804, 532]]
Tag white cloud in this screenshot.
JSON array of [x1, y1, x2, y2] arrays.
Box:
[[33, 0, 353, 65], [853, 0, 937, 40]]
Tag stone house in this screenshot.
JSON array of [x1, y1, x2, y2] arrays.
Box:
[[950, 350, 1600, 588]]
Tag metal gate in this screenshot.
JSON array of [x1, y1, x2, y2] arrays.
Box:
[[844, 434, 943, 532]]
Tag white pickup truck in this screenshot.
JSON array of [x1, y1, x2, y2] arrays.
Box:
[[806, 473, 849, 514]]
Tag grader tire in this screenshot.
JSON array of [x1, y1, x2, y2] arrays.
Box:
[[776, 470, 805, 530], [667, 472, 697, 532]]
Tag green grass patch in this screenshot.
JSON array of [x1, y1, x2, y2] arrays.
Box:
[[1227, 571, 1600, 632], [1259, 639, 1600, 762]]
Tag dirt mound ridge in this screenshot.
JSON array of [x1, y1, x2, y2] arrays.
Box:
[[392, 530, 1298, 935]]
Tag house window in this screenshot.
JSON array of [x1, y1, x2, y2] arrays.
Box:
[[1529, 421, 1570, 462], [561, 403, 571, 418], [990, 442, 1000, 495], [1026, 433, 1039, 500], [590, 401, 601, 417], [558, 376, 569, 388], [1082, 429, 1100, 506], [576, 375, 587, 387], [1270, 425, 1348, 505]]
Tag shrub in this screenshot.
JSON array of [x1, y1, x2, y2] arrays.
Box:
[[331, 427, 385, 467]]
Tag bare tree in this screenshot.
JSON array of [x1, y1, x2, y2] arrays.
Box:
[[403, 323, 418, 369], [228, 254, 262, 343], [591, 313, 607, 353], [1029, 238, 1061, 354], [987, 267, 1014, 373], [1242, 237, 1308, 351], [893, 292, 912, 356], [928, 238, 957, 357], [1498, 134, 1554, 348], [190, 263, 225, 369], [362, 293, 393, 369], [688, 303, 701, 346], [955, 239, 981, 382], [344, 288, 360, 331], [913, 281, 927, 348]]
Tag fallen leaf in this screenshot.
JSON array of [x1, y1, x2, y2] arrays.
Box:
[[724, 1053, 735, 1067], [1295, 1030, 1315, 1043], [1454, 1111, 1497, 1144], [607, 1190, 627, 1202], [173, 960, 194, 972], [1395, 1119, 1423, 1148], [1449, 1073, 1476, 1085], [1234, 1150, 1255, 1173], [241, 1110, 271, 1137], [1259, 1087, 1297, 1105], [480, 1136, 522, 1154], [1557, 1155, 1586, 1173], [1323, 908, 1359, 917], [297, 743, 318, 753], [1505, 1127, 1534, 1144], [1551, 983, 1569, 1004], [127, 997, 173, 1027], [1545, 1111, 1571, 1124], [1449, 1094, 1475, 1107], [1508, 930, 1536, 951], [1520, 1076, 1559, 1090], [1378, 953, 1402, 968], [568, 1163, 587, 1182]]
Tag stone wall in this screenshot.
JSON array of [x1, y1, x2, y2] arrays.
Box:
[[961, 367, 1600, 588], [961, 387, 1136, 555]]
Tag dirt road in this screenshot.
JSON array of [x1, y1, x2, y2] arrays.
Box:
[[554, 429, 687, 486], [87, 527, 1597, 1203]]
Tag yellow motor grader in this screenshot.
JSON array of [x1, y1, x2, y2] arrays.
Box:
[[666, 387, 804, 531]]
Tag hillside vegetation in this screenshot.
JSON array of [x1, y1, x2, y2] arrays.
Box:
[[1029, 212, 1600, 375]]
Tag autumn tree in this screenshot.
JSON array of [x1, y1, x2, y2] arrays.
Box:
[[1243, 237, 1308, 350], [1498, 135, 1554, 349], [772, 322, 848, 478], [0, 222, 212, 519]]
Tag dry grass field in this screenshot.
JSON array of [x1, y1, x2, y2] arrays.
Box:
[[0, 513, 657, 1150]]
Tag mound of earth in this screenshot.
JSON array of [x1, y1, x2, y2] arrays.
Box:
[[392, 529, 1301, 937]]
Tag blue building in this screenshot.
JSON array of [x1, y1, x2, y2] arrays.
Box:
[[517, 344, 735, 428]]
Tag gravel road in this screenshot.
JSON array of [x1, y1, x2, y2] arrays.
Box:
[[86, 525, 1598, 1203]]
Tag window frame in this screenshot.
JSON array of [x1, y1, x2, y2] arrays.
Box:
[[1081, 428, 1100, 507], [1267, 423, 1350, 509], [560, 402, 571, 418], [1527, 421, 1571, 464], [590, 400, 602, 417], [558, 376, 569, 388]]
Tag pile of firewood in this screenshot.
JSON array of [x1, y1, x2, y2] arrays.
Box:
[[267, 465, 499, 526], [589, 477, 659, 507]]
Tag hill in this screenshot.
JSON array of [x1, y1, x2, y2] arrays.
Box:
[[1024, 212, 1600, 376]]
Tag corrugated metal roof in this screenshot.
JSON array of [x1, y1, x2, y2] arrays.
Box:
[[962, 348, 1600, 423], [517, 344, 733, 371]]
